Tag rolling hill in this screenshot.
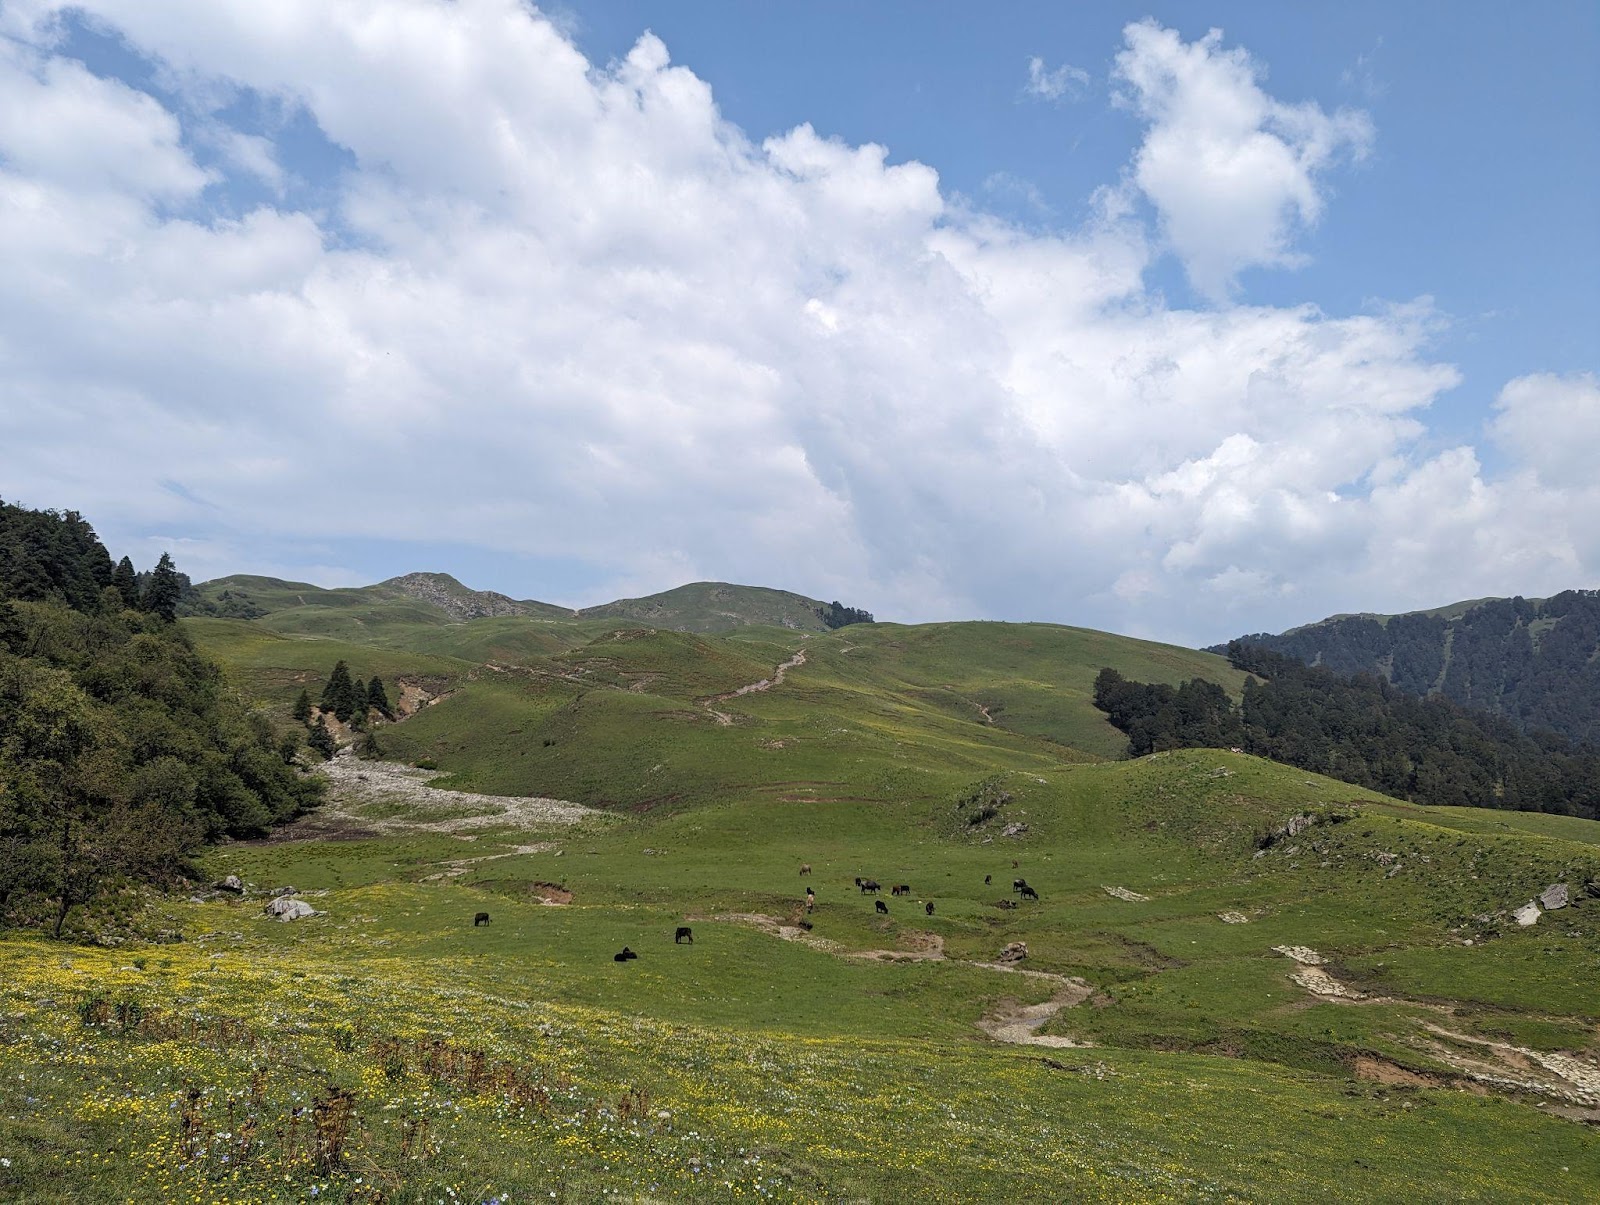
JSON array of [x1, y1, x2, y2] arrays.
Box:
[[7, 559, 1599, 1200]]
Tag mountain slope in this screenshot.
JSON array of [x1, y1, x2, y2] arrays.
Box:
[[1220, 590, 1600, 746], [577, 580, 842, 633]]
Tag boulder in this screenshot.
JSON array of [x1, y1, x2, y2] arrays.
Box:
[[1539, 883, 1569, 911], [1512, 901, 1541, 927], [270, 886, 299, 898], [1001, 823, 1029, 838], [263, 897, 317, 922], [214, 875, 244, 894], [996, 941, 1028, 964]]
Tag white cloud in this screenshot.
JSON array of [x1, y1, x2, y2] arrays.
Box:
[[0, 5, 1593, 645], [1024, 56, 1089, 103], [1113, 19, 1373, 300], [1490, 372, 1600, 488]]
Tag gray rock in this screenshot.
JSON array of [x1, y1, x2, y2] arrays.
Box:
[[1512, 901, 1541, 927], [270, 886, 299, 898], [263, 897, 317, 922], [213, 874, 244, 894], [1285, 814, 1314, 839], [996, 941, 1028, 964], [1539, 883, 1569, 911], [1001, 823, 1029, 838]]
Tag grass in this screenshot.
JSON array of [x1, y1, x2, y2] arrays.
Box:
[[7, 604, 1599, 1200]]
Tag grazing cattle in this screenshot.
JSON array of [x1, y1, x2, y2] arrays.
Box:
[[925, 902, 935, 916], [984, 874, 991, 885], [874, 900, 889, 915], [473, 912, 490, 926], [1019, 885, 1039, 901], [860, 879, 881, 895], [1012, 861, 1019, 869], [854, 877, 863, 888], [800, 863, 812, 876], [1012, 878, 1029, 894], [613, 947, 637, 962], [675, 926, 693, 944], [805, 888, 815, 912]]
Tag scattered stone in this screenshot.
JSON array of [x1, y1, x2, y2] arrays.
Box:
[[996, 941, 1028, 964], [263, 897, 317, 922], [1284, 814, 1314, 839], [1273, 945, 1327, 965], [1385, 866, 1402, 879], [214, 875, 244, 894], [1372, 852, 1399, 866], [270, 886, 299, 898], [1102, 886, 1150, 902], [1218, 911, 1250, 924], [1512, 901, 1541, 927], [1001, 823, 1029, 838], [1540, 883, 1569, 911]]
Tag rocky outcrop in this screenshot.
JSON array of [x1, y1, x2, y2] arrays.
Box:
[[382, 572, 545, 621], [263, 897, 317, 922], [1539, 883, 1569, 911], [996, 942, 1028, 964]]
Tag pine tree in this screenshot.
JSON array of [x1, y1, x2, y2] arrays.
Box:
[[352, 678, 368, 716], [307, 715, 337, 761], [112, 556, 140, 609], [140, 552, 182, 622], [321, 660, 355, 720], [292, 689, 312, 723], [367, 676, 392, 718]]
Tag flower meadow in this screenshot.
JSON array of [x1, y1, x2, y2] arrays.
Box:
[[2, 922, 1596, 1203]]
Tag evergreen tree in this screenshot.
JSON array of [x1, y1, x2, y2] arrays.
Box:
[[307, 715, 337, 760], [293, 688, 312, 723], [352, 678, 368, 717], [367, 676, 392, 718], [321, 660, 355, 720], [112, 556, 140, 609], [140, 552, 182, 622]]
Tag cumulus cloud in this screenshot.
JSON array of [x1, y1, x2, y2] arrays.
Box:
[[0, 4, 1592, 645], [1113, 19, 1373, 300], [1023, 56, 1089, 103], [1490, 373, 1600, 489]]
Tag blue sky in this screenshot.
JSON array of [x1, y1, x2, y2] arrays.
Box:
[[0, 1, 1595, 643]]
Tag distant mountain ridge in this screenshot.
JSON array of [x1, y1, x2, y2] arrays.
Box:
[[189, 573, 868, 635], [1218, 590, 1600, 747]]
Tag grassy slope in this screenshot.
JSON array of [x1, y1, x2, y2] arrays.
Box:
[[6, 610, 1598, 1200], [578, 581, 835, 633]]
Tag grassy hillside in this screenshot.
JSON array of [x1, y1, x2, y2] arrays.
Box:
[[10, 597, 1598, 1200], [4, 748, 1597, 1201], [578, 581, 839, 633]]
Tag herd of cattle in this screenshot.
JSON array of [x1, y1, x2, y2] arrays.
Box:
[[473, 865, 1042, 963]]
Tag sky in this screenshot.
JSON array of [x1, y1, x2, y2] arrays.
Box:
[[0, 1, 1596, 646]]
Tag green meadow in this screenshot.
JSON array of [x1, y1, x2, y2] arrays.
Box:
[[3, 595, 1598, 1201]]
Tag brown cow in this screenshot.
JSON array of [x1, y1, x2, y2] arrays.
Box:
[[800, 863, 812, 876]]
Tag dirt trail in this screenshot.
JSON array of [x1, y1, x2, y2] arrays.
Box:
[[706, 649, 808, 705], [709, 913, 1094, 1047], [1277, 945, 1600, 1107]]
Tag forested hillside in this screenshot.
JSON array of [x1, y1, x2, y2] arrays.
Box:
[[1221, 591, 1600, 746], [0, 500, 319, 937], [1095, 644, 1600, 820]]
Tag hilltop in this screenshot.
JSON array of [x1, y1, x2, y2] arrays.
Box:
[[1220, 590, 1600, 746], [187, 572, 866, 636]]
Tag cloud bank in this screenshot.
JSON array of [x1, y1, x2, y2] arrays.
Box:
[[0, 3, 1592, 643]]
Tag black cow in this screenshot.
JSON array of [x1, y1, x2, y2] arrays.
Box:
[[1012, 878, 1029, 894], [860, 879, 881, 895], [613, 946, 638, 962], [473, 912, 490, 926], [1019, 885, 1039, 901], [675, 926, 693, 944], [925, 902, 935, 916], [984, 874, 991, 885], [874, 900, 889, 915]]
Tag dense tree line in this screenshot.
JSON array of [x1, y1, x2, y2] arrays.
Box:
[[0, 502, 321, 935], [817, 601, 873, 629], [1221, 591, 1600, 747], [1093, 647, 1600, 820]]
